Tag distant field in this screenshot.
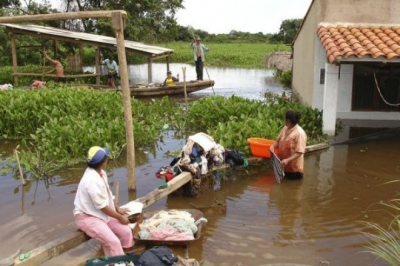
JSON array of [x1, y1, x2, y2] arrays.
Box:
[[160, 42, 290, 69]]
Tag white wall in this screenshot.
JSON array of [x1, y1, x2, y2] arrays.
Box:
[[312, 39, 328, 110]]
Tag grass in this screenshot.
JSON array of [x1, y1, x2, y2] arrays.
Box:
[[157, 42, 290, 69], [360, 199, 400, 265]]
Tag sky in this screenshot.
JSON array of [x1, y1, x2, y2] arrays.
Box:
[[47, 0, 312, 35], [176, 0, 313, 34]]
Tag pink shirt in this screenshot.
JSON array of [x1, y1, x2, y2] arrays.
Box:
[[276, 124, 307, 173]]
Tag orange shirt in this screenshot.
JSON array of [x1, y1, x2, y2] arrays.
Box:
[[276, 124, 307, 173]]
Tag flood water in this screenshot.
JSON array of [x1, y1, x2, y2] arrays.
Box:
[[1, 65, 400, 265]]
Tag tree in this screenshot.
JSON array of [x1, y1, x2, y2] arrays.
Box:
[[276, 18, 302, 44], [62, 0, 184, 43]]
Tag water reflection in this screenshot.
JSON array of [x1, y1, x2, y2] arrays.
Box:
[[84, 63, 287, 100]]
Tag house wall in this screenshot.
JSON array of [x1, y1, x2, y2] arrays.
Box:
[[319, 0, 400, 24], [311, 39, 328, 109], [292, 1, 319, 106]]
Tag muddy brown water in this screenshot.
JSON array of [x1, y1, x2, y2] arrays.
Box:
[[1, 68, 400, 265], [1, 128, 400, 265]]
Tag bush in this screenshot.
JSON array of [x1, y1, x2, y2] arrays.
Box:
[[278, 70, 292, 88]]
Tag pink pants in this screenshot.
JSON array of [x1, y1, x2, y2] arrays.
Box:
[[75, 213, 134, 256]]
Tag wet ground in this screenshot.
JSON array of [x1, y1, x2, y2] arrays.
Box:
[[1, 67, 400, 265]]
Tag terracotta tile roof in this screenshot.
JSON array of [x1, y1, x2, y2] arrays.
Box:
[[317, 24, 400, 63]]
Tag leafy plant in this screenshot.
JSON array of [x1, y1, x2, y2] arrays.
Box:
[[360, 199, 400, 265]]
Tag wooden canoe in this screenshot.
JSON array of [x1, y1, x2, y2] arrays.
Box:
[[71, 80, 215, 97], [132, 209, 205, 246]]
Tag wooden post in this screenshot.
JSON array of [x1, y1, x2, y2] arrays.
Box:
[[9, 32, 18, 86], [147, 57, 153, 84], [112, 11, 136, 191], [166, 56, 170, 72], [53, 40, 58, 61], [79, 43, 84, 71], [182, 67, 188, 110], [95, 47, 100, 85], [115, 181, 120, 204], [13, 149, 26, 186]]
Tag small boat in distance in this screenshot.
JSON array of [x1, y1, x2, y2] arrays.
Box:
[[72, 80, 215, 98]]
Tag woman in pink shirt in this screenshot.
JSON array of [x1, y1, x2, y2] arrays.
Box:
[[270, 110, 307, 180]]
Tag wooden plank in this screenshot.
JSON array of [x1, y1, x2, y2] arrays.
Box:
[[14, 72, 98, 78], [13, 231, 89, 266], [305, 143, 329, 153], [135, 172, 192, 208], [0, 10, 127, 23]]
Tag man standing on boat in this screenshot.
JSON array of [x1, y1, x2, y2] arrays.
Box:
[[191, 36, 209, 81], [100, 54, 119, 88]]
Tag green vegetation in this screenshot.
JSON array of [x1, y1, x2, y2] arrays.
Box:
[[278, 70, 292, 88], [0, 88, 325, 179], [163, 42, 290, 69], [360, 200, 400, 265]]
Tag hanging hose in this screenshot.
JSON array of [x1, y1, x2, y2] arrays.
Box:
[[373, 72, 400, 106], [270, 151, 284, 184]]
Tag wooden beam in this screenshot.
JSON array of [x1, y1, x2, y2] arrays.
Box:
[[147, 57, 152, 83], [13, 230, 89, 266], [14, 72, 98, 78], [166, 56, 170, 72], [113, 12, 136, 191], [0, 10, 127, 23], [136, 172, 193, 208], [95, 47, 100, 85], [305, 143, 329, 153], [9, 32, 18, 86]]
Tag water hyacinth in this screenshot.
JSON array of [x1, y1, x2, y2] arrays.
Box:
[[0, 86, 325, 179]]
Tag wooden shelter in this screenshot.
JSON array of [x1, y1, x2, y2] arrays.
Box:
[[1, 23, 174, 85], [0, 11, 138, 190]]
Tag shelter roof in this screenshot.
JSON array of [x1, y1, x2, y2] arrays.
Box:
[[317, 23, 400, 63], [1, 23, 173, 58]]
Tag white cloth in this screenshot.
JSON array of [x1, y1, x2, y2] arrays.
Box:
[[73, 168, 115, 222]]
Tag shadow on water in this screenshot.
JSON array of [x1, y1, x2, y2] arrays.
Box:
[[1, 66, 400, 264]]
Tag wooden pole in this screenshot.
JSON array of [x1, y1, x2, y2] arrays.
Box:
[[13, 149, 26, 186], [204, 63, 215, 95], [112, 12, 136, 191], [147, 57, 152, 84], [9, 32, 18, 86], [115, 181, 120, 204], [95, 47, 100, 85], [182, 67, 188, 110], [0, 10, 127, 23], [166, 56, 170, 72]]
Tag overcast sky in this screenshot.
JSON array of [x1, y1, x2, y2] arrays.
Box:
[[47, 0, 312, 34], [176, 0, 312, 34]]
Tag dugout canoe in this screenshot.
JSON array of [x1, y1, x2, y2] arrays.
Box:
[[71, 80, 215, 97]]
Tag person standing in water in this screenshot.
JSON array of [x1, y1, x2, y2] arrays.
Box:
[[270, 110, 307, 180]]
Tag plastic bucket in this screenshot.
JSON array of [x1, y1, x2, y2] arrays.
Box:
[[247, 138, 278, 158]]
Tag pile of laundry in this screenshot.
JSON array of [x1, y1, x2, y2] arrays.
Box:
[[156, 132, 247, 182], [138, 210, 207, 241], [32, 80, 46, 89], [0, 83, 13, 91]]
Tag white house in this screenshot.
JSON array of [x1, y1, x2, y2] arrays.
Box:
[[292, 0, 400, 136]]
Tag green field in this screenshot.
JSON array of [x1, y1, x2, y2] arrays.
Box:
[[157, 42, 290, 69]]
